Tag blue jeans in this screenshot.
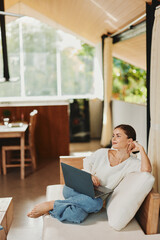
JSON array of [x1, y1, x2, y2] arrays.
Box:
[[49, 186, 103, 223]]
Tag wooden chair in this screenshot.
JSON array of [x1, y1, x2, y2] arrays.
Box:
[[59, 156, 160, 235], [2, 109, 38, 175]]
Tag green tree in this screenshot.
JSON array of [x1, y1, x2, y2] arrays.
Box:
[[112, 57, 146, 104], [22, 17, 57, 96], [61, 42, 95, 95], [77, 43, 94, 58]]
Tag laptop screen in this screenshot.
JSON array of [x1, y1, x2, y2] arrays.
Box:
[[61, 162, 95, 198]]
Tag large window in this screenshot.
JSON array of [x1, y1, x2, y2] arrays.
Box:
[[0, 17, 95, 99]]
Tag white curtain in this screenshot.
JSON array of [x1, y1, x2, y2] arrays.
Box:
[[100, 38, 113, 147], [148, 8, 160, 193]]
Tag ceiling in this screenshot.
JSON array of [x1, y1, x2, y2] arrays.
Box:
[[113, 33, 146, 70], [5, 0, 153, 69]]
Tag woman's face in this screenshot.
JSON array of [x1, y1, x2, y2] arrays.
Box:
[[112, 128, 132, 150]]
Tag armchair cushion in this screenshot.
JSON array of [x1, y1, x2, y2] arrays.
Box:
[[106, 172, 155, 231]]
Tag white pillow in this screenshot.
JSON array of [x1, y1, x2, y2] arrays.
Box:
[[106, 172, 155, 231]]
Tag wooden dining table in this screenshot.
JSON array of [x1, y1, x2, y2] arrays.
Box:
[[0, 123, 28, 179]]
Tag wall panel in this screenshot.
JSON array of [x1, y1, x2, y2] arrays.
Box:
[[0, 105, 69, 163]]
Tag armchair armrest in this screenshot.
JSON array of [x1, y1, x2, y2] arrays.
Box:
[[136, 190, 160, 234]]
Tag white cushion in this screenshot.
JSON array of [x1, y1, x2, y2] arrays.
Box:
[[106, 172, 155, 231]]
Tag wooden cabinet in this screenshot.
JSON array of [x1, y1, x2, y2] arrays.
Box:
[[0, 104, 69, 162]]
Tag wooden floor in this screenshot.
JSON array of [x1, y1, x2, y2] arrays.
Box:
[[0, 140, 101, 240]]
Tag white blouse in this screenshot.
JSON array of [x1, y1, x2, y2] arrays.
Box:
[[83, 148, 141, 189]]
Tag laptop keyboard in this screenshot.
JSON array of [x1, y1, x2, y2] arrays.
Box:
[[94, 189, 104, 197]]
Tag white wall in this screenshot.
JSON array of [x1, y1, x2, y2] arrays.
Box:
[[112, 99, 147, 151]]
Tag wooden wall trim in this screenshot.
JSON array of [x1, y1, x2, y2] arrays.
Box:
[[0, 105, 69, 163]]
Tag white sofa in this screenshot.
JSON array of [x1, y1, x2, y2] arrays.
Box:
[[42, 156, 160, 240]]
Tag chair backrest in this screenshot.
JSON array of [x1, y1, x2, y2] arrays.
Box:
[[59, 156, 85, 184], [28, 109, 38, 148]]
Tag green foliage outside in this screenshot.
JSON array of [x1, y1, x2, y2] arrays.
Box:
[[77, 43, 94, 58], [112, 57, 147, 104], [22, 18, 57, 96], [61, 43, 94, 95], [0, 17, 95, 98]]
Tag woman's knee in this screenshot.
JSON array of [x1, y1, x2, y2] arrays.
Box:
[[68, 195, 103, 213], [62, 206, 88, 223], [83, 197, 103, 213], [63, 185, 80, 199]]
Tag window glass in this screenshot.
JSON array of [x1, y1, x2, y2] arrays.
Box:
[[0, 27, 3, 79], [0, 16, 95, 99], [112, 57, 146, 104], [22, 17, 57, 96], [59, 32, 95, 95], [0, 17, 21, 97]]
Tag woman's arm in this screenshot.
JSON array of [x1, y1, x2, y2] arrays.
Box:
[[130, 141, 152, 173], [83, 156, 101, 186], [83, 149, 105, 186]]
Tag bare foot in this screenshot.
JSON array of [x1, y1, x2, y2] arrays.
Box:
[[27, 201, 54, 218]]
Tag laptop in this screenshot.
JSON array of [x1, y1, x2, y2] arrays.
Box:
[[61, 162, 113, 199]]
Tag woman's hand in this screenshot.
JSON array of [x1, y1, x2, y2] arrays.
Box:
[[91, 175, 100, 186], [128, 141, 152, 172], [128, 141, 142, 153]]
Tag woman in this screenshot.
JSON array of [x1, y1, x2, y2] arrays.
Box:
[[27, 124, 152, 222]]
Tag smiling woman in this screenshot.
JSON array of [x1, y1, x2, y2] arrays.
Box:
[[112, 124, 136, 152], [111, 124, 152, 172], [27, 124, 152, 223]]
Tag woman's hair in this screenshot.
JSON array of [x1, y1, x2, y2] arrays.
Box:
[[114, 124, 136, 140]]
